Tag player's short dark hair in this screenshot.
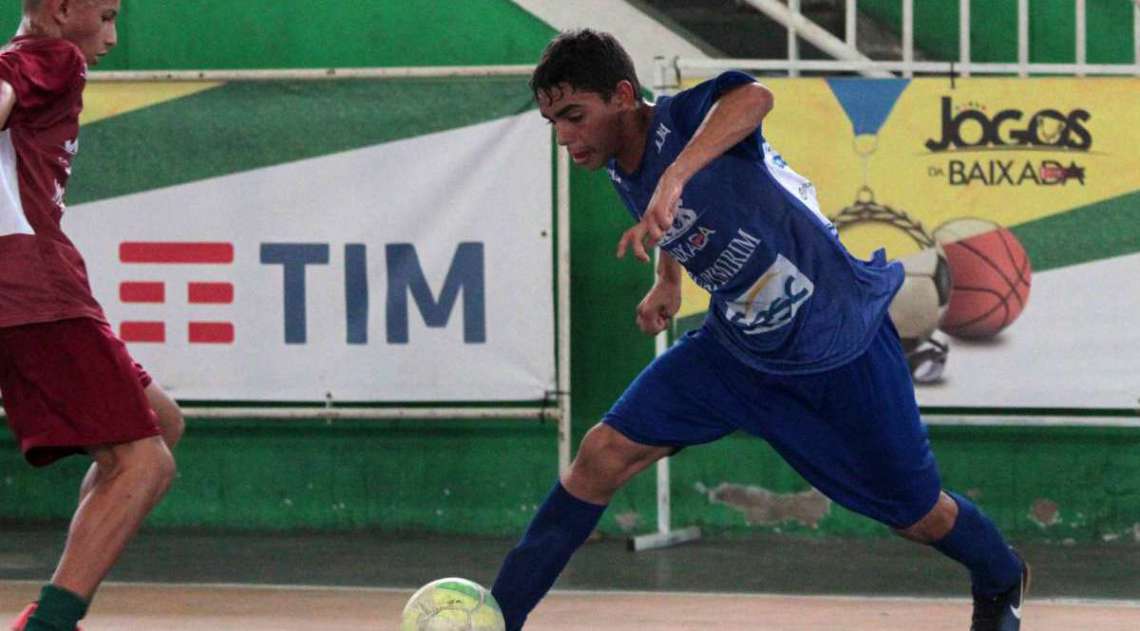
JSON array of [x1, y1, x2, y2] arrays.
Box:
[[530, 29, 641, 102]]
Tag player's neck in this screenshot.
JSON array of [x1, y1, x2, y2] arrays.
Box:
[[614, 102, 654, 173]]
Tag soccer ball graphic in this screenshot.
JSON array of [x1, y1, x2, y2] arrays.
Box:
[[400, 578, 506, 631], [889, 244, 952, 345]]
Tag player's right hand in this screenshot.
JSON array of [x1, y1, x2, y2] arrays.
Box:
[[636, 280, 682, 335]]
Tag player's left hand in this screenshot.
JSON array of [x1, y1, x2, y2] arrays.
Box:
[[636, 280, 682, 335], [616, 168, 686, 262]]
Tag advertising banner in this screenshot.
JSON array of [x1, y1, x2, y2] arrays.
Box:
[[674, 78, 1140, 409], [62, 78, 555, 402]]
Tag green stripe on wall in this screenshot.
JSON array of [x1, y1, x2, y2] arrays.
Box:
[[1, 1, 556, 70], [2, 420, 1136, 540], [71, 77, 536, 204], [1013, 189, 1140, 272]]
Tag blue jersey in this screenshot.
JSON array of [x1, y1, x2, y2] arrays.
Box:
[[608, 71, 903, 375]]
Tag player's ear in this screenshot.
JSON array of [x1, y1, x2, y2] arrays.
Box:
[[45, 0, 69, 23], [614, 80, 637, 109]]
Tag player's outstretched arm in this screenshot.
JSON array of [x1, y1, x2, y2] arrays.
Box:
[[671, 81, 774, 184], [620, 82, 774, 261], [0, 80, 16, 129]]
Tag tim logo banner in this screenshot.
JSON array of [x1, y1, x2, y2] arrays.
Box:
[[66, 113, 555, 402]]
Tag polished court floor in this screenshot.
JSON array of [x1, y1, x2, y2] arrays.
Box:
[[2, 525, 1138, 629]]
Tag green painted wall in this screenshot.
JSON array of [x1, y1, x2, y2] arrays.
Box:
[[859, 0, 1137, 64], [0, 0, 554, 69], [0, 1, 1136, 544], [3, 422, 1137, 541]]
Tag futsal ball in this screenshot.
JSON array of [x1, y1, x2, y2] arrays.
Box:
[[888, 245, 952, 344], [933, 218, 1032, 339], [400, 577, 505, 631]]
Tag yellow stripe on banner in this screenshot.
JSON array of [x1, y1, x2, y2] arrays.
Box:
[[81, 82, 223, 125]]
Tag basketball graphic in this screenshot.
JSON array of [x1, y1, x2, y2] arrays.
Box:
[[933, 218, 1032, 339]]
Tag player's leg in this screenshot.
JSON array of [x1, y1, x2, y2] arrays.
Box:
[[0, 319, 170, 631], [865, 322, 1026, 612], [492, 423, 670, 629], [51, 436, 176, 594], [15, 437, 175, 631], [491, 330, 736, 630], [78, 375, 184, 506], [899, 491, 1029, 631], [78, 377, 183, 504], [733, 319, 1024, 627]]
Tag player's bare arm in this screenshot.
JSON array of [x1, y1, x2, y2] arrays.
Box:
[[617, 82, 774, 262], [635, 251, 682, 335], [0, 80, 15, 128]]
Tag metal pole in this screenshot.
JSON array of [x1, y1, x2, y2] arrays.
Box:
[[1018, 0, 1030, 77], [1075, 0, 1086, 76], [166, 407, 562, 420], [88, 66, 535, 82], [674, 56, 1140, 75], [846, 0, 858, 49], [960, 0, 971, 77], [1134, 0, 1140, 75], [654, 320, 671, 534], [557, 145, 572, 476], [788, 0, 801, 77], [903, 0, 914, 78]]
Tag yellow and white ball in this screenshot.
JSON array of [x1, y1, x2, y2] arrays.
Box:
[[400, 577, 506, 631]]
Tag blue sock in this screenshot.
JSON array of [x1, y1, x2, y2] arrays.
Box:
[[491, 482, 606, 630], [932, 491, 1023, 597]]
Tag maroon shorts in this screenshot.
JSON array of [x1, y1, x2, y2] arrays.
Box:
[[0, 318, 160, 466]]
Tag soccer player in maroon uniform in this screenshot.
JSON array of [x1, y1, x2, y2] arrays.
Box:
[[1, 2, 183, 630]]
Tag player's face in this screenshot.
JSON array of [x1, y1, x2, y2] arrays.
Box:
[[60, 0, 121, 66], [537, 82, 629, 171]]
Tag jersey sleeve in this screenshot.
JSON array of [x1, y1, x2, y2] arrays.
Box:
[[666, 70, 764, 160], [0, 39, 85, 125]]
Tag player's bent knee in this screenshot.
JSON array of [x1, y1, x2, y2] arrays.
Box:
[[91, 437, 176, 493], [585, 424, 663, 476], [564, 424, 668, 502], [895, 491, 958, 543]]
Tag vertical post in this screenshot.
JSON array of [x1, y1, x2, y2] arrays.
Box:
[[654, 323, 670, 534], [902, 0, 914, 78], [960, 0, 971, 77], [1075, 0, 1086, 76], [846, 0, 858, 50], [629, 60, 701, 554], [1134, 0, 1139, 75], [788, 0, 801, 77], [1018, 0, 1030, 77], [557, 141, 572, 476]]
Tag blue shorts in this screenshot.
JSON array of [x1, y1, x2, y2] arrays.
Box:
[[603, 319, 942, 529]]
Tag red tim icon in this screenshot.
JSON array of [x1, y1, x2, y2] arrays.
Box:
[[117, 241, 235, 344]]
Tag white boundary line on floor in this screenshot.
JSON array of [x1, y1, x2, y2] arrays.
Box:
[[3, 579, 1139, 608]]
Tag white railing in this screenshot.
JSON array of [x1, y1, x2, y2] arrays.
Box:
[[671, 0, 1140, 82]]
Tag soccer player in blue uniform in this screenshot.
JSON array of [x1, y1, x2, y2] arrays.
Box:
[[489, 30, 1029, 631]]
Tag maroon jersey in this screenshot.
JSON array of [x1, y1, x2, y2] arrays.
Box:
[[0, 35, 104, 328]]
